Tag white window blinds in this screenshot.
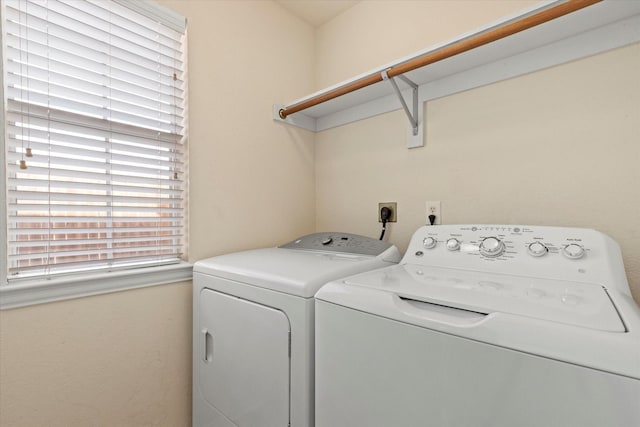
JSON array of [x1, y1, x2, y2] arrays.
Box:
[[3, 0, 187, 280]]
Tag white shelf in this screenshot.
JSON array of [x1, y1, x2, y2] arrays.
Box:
[[273, 0, 640, 144]]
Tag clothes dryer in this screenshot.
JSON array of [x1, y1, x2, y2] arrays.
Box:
[[315, 225, 640, 427], [193, 232, 400, 427]]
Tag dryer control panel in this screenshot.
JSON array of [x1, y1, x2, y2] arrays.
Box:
[[279, 232, 396, 257], [404, 225, 629, 294]]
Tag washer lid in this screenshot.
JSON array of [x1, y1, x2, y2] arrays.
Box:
[[194, 247, 394, 298], [343, 264, 626, 332]]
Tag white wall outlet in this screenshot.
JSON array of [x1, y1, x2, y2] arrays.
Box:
[[425, 201, 441, 225]]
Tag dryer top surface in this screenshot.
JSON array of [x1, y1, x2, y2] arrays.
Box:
[[194, 235, 400, 298]]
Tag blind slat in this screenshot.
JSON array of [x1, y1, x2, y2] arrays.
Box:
[[8, 256, 182, 278], [7, 143, 185, 171], [6, 133, 184, 163], [7, 154, 181, 179], [7, 179, 184, 197], [10, 233, 182, 242], [8, 190, 184, 205], [8, 203, 184, 217], [8, 214, 183, 222], [6, 87, 182, 133], [8, 164, 185, 187], [9, 239, 182, 252], [9, 245, 183, 262], [6, 103, 185, 141], [7, 133, 184, 161]]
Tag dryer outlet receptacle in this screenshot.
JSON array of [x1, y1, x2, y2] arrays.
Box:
[[378, 202, 397, 222]]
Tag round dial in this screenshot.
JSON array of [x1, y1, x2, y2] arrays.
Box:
[[563, 243, 585, 259], [422, 237, 437, 249], [479, 237, 505, 257], [446, 238, 461, 251], [527, 242, 548, 257]]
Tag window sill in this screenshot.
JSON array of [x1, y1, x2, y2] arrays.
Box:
[[0, 262, 193, 310]]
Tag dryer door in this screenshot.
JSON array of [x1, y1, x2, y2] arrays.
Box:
[[198, 288, 291, 427]]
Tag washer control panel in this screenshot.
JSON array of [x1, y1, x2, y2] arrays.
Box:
[[413, 225, 590, 260], [279, 232, 395, 257], [405, 225, 627, 289]]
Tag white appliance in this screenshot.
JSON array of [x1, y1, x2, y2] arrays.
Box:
[[192, 232, 401, 427], [315, 225, 640, 427]]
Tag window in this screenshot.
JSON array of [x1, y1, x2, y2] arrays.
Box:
[[1, 0, 188, 298]]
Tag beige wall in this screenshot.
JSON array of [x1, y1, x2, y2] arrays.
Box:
[[314, 2, 640, 303], [0, 1, 315, 426], [315, 0, 537, 88], [165, 0, 316, 260], [0, 282, 193, 426]]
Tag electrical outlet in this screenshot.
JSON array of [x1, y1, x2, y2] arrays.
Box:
[[378, 202, 397, 222], [425, 201, 441, 225]]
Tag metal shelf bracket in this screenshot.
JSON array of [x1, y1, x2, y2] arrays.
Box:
[[381, 70, 423, 148]]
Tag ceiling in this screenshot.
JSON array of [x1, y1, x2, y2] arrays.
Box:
[[275, 0, 360, 27]]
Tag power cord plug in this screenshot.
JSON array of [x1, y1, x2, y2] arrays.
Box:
[[380, 207, 392, 223], [428, 214, 436, 226], [379, 206, 392, 240]]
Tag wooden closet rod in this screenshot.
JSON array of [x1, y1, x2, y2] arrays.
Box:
[[278, 0, 602, 120]]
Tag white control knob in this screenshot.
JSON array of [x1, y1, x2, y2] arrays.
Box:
[[422, 237, 437, 249], [446, 238, 461, 251], [479, 237, 505, 257], [563, 244, 585, 259], [527, 242, 548, 257]]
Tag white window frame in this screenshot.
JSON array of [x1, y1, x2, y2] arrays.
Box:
[[0, 0, 192, 309]]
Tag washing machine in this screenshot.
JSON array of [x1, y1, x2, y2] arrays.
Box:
[[315, 225, 640, 427], [192, 232, 401, 427]]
